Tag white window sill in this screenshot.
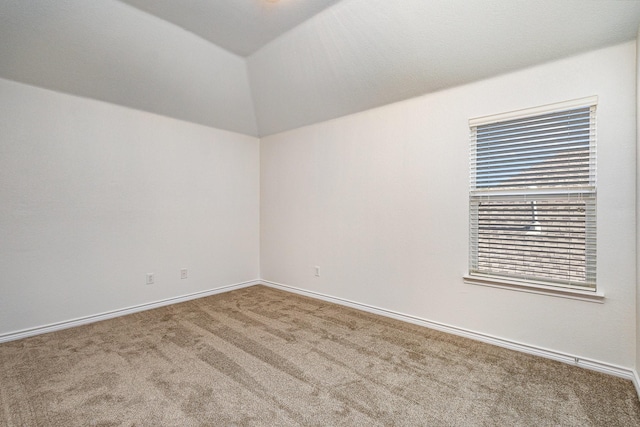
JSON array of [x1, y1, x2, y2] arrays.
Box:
[[463, 274, 605, 303]]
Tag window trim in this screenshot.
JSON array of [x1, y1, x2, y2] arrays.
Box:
[[463, 274, 605, 303], [468, 96, 599, 296], [469, 96, 598, 128]]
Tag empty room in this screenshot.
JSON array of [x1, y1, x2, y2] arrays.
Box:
[[2, 0, 640, 425]]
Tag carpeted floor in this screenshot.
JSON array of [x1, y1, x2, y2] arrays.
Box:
[[0, 285, 638, 426]]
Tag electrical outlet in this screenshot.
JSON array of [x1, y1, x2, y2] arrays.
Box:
[[146, 273, 154, 285], [315, 266, 320, 277], [180, 268, 188, 279]]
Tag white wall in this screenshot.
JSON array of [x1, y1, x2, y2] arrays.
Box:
[[261, 41, 637, 368], [636, 28, 640, 379], [0, 78, 260, 336]]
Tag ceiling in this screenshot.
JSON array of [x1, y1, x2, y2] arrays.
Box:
[[1, 0, 640, 137], [118, 0, 343, 56]]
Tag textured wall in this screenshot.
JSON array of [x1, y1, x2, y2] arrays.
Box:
[[260, 42, 637, 368], [0, 78, 260, 336]]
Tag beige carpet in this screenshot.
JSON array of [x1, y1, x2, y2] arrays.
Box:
[[0, 285, 638, 426]]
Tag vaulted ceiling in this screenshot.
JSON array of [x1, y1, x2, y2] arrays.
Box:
[[119, 0, 343, 56], [2, 0, 640, 137]]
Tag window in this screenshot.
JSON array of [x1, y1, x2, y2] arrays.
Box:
[[468, 97, 597, 291]]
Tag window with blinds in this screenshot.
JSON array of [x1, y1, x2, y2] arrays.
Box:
[[469, 98, 597, 290]]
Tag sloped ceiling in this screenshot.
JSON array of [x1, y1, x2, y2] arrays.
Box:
[[0, 0, 258, 136], [1, 0, 640, 137], [249, 0, 640, 135], [118, 0, 343, 56]]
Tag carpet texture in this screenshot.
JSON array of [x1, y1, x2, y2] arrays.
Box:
[[0, 285, 638, 426]]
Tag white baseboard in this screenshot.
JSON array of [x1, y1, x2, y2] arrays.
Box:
[[261, 280, 637, 385], [0, 279, 260, 344]]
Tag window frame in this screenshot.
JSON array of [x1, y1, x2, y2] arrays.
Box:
[[465, 97, 600, 300]]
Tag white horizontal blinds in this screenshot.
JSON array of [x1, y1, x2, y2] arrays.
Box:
[[472, 197, 596, 286], [469, 100, 596, 290], [473, 107, 593, 190]]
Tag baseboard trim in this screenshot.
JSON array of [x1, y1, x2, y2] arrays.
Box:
[[0, 279, 260, 344], [261, 280, 636, 383]]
